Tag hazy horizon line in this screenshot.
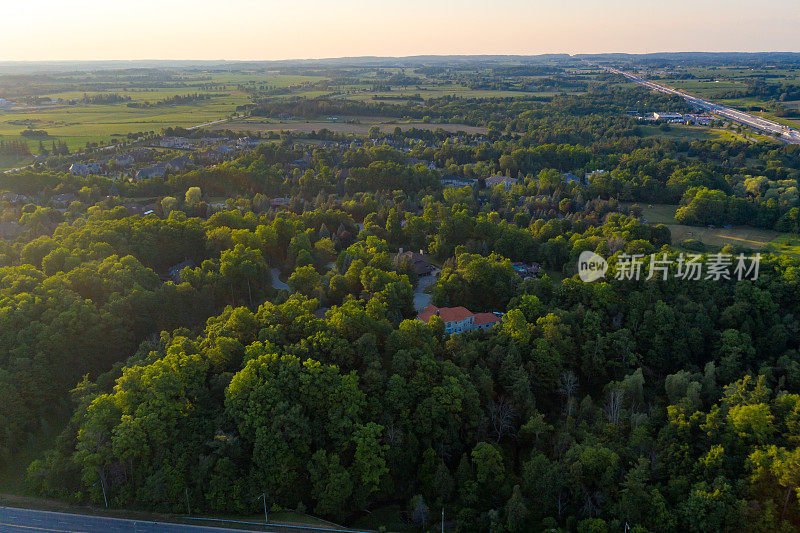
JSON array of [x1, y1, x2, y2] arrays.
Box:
[[2, 51, 800, 65]]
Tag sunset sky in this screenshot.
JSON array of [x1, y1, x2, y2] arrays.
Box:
[[2, 0, 799, 61]]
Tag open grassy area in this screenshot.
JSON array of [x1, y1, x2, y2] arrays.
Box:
[[637, 124, 752, 142], [633, 203, 798, 254], [208, 116, 488, 135]]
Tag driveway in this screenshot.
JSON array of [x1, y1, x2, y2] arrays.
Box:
[[271, 268, 289, 290]]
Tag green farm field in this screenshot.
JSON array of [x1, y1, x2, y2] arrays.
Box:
[[208, 116, 489, 135], [0, 97, 245, 148], [0, 73, 324, 152]]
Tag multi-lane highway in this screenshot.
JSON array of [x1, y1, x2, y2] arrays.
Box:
[[0, 505, 360, 533], [603, 66, 800, 144]]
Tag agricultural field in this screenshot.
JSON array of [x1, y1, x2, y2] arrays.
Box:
[[207, 116, 488, 135], [0, 73, 323, 154], [348, 85, 577, 102], [0, 97, 246, 148]]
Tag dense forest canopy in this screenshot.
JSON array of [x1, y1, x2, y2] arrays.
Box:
[[2, 63, 800, 532]]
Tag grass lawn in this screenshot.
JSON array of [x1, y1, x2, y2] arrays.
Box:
[[637, 124, 754, 143], [0, 153, 33, 171]]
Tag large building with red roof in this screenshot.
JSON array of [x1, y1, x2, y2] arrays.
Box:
[[417, 304, 502, 334]]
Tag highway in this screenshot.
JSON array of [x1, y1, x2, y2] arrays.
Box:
[[603, 66, 800, 144], [0, 505, 360, 533]]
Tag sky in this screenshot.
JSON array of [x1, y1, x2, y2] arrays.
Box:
[[1, 0, 799, 61]]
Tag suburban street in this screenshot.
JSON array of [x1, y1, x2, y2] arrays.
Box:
[[0, 506, 362, 533], [603, 66, 800, 144]]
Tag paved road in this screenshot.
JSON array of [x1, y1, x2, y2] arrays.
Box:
[[187, 115, 244, 131], [413, 275, 436, 312], [0, 506, 359, 533], [602, 66, 800, 144], [270, 268, 290, 291]]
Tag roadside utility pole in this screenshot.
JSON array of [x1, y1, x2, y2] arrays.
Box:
[[258, 493, 268, 523]]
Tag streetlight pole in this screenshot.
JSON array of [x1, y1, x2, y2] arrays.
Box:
[[95, 468, 108, 509], [258, 493, 268, 523]]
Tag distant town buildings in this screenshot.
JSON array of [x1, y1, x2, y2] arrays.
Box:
[[684, 114, 714, 125], [160, 137, 192, 149], [653, 112, 684, 121]]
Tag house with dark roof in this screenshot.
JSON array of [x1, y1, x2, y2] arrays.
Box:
[[51, 193, 78, 207], [270, 197, 291, 208], [168, 260, 197, 283], [486, 175, 518, 190], [417, 304, 502, 334], [165, 156, 192, 172], [69, 163, 102, 176], [135, 165, 166, 181], [291, 157, 310, 170], [110, 154, 134, 167], [397, 250, 440, 278], [0, 222, 24, 238]]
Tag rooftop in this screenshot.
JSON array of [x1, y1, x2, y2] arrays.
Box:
[[417, 304, 474, 324]]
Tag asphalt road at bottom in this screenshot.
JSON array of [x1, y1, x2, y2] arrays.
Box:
[[0, 506, 356, 533]]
